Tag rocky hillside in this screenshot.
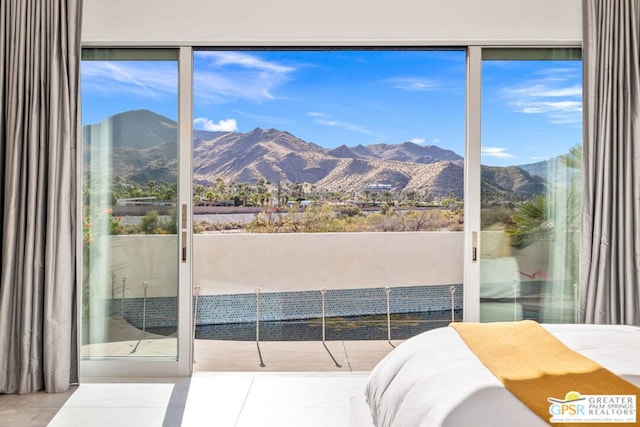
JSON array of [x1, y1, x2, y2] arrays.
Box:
[[83, 109, 544, 199]]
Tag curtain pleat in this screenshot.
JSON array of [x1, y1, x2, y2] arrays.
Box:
[[581, 0, 640, 325], [0, 0, 82, 393]]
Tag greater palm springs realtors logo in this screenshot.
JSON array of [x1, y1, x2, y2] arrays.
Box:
[[548, 391, 636, 423]]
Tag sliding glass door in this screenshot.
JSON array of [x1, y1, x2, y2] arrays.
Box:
[[80, 48, 192, 376], [77, 45, 582, 376], [478, 49, 582, 323]]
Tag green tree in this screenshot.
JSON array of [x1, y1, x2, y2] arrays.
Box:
[[558, 144, 582, 169], [506, 194, 549, 248], [291, 182, 304, 199], [139, 211, 162, 234], [138, 210, 176, 234]]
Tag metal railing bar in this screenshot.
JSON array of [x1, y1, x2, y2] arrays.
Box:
[[449, 285, 456, 323], [385, 287, 395, 348], [111, 272, 116, 318], [130, 280, 150, 355], [512, 281, 519, 321], [120, 276, 127, 328], [256, 288, 266, 367], [192, 286, 201, 364], [142, 281, 149, 339], [320, 288, 342, 368]]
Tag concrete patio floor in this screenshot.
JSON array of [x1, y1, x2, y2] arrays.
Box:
[[81, 318, 401, 372], [193, 339, 400, 372]]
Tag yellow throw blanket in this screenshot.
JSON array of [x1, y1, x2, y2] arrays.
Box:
[[450, 320, 639, 426]]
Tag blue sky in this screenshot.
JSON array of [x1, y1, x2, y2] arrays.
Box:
[[481, 60, 582, 165], [81, 50, 582, 166], [192, 50, 466, 155]]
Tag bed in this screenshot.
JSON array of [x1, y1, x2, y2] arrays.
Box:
[[362, 323, 640, 427]]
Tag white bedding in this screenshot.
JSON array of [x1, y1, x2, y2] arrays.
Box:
[[365, 324, 640, 427]]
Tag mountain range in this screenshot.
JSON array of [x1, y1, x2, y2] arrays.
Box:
[[83, 109, 546, 200]]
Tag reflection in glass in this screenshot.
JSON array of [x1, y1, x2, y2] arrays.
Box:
[[480, 54, 582, 323], [81, 52, 179, 359]]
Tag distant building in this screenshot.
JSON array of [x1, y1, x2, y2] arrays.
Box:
[[115, 197, 175, 207], [286, 200, 313, 209], [363, 183, 392, 191], [198, 199, 235, 207]]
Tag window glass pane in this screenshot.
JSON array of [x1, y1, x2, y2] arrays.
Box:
[[81, 50, 179, 359], [192, 50, 466, 360], [480, 51, 582, 323]]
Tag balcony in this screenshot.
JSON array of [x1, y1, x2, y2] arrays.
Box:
[[82, 232, 466, 369]]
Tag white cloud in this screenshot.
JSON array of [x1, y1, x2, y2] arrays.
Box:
[[199, 51, 294, 74], [194, 52, 295, 104], [510, 99, 582, 125], [410, 138, 426, 144], [386, 77, 437, 91], [81, 62, 177, 98], [307, 112, 376, 136], [511, 100, 582, 115], [314, 119, 376, 136], [537, 67, 582, 79], [194, 117, 238, 132], [306, 112, 327, 118], [500, 74, 582, 126], [506, 84, 582, 99], [235, 110, 291, 125], [482, 147, 515, 159]]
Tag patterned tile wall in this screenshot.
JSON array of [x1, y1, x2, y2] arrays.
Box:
[[194, 284, 463, 325], [110, 284, 463, 328], [109, 296, 177, 329]]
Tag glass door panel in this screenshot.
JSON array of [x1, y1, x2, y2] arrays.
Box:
[[81, 49, 180, 360], [479, 49, 582, 323]]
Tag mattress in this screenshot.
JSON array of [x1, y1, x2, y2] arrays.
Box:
[[365, 324, 640, 427]]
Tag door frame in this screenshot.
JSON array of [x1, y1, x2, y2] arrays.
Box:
[[463, 46, 482, 322], [79, 47, 193, 378]]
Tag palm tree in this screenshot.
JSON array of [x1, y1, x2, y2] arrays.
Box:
[[506, 194, 549, 248], [558, 144, 582, 169]]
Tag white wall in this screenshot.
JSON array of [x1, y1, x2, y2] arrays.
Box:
[[103, 232, 463, 297], [104, 231, 552, 297], [193, 232, 464, 294], [106, 235, 179, 298], [82, 0, 581, 46]]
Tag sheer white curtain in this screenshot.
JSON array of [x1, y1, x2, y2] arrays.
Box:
[[581, 0, 640, 325], [0, 0, 82, 393], [542, 153, 581, 323]]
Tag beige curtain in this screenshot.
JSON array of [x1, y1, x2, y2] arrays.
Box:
[[581, 0, 640, 324], [0, 0, 82, 393]]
